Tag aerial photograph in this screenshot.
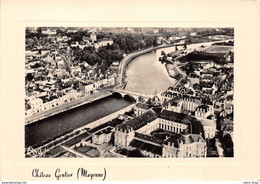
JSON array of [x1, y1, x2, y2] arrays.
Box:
[[25, 27, 234, 158]]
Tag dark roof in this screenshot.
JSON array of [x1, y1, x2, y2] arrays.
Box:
[[168, 98, 178, 106], [49, 95, 58, 101], [129, 139, 144, 148], [182, 95, 201, 101], [151, 107, 163, 115], [159, 110, 195, 125], [116, 110, 157, 131], [164, 134, 204, 148], [202, 99, 213, 105], [224, 124, 233, 132], [196, 104, 209, 111], [136, 103, 150, 110], [135, 132, 163, 145], [201, 82, 214, 88], [129, 139, 163, 156]]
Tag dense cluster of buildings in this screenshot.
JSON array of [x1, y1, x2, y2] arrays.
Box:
[[114, 106, 207, 158], [114, 43, 234, 158], [25, 27, 234, 158], [25, 27, 117, 118]]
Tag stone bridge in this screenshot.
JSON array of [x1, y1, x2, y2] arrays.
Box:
[[111, 89, 154, 100]]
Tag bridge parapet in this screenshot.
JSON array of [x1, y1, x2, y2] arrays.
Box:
[[111, 89, 154, 101]]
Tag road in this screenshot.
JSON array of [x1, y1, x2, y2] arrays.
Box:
[[215, 130, 225, 157], [25, 90, 112, 125]]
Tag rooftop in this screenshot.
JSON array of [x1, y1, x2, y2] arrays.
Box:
[[136, 103, 150, 110], [164, 133, 205, 148], [129, 139, 163, 156], [199, 118, 215, 127], [158, 110, 196, 125], [116, 110, 157, 131]]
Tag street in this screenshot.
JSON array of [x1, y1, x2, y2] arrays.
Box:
[[25, 90, 112, 125]]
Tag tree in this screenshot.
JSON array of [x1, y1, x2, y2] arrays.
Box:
[[184, 43, 187, 50], [223, 134, 233, 148], [222, 134, 233, 157], [161, 51, 166, 55], [26, 73, 34, 81], [193, 83, 202, 90]]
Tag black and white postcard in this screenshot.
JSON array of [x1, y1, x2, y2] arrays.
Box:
[[1, 0, 260, 182]]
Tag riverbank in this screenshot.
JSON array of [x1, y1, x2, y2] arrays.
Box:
[[25, 90, 113, 125], [25, 95, 134, 147], [27, 104, 135, 155], [119, 44, 176, 87], [164, 63, 181, 78]]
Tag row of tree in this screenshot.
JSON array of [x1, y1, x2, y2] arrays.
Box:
[[70, 32, 158, 71]]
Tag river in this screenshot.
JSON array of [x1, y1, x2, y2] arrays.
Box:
[[25, 95, 133, 147], [124, 48, 176, 95], [124, 40, 233, 95], [25, 39, 232, 148]]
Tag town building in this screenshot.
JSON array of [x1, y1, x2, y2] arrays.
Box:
[[198, 118, 216, 139], [134, 103, 150, 116], [90, 31, 97, 42], [114, 109, 206, 158], [41, 28, 57, 35], [92, 127, 113, 145], [163, 133, 207, 158]]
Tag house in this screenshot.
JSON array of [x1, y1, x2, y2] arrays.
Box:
[[79, 82, 95, 94], [190, 32, 197, 36], [158, 110, 191, 134], [115, 110, 157, 148], [162, 98, 182, 113], [90, 31, 97, 42], [41, 27, 57, 35], [82, 36, 91, 43], [92, 127, 113, 145], [129, 137, 163, 158], [28, 97, 43, 113], [134, 103, 150, 116], [195, 104, 214, 119], [198, 118, 216, 139], [201, 82, 218, 95], [162, 133, 207, 158], [98, 38, 113, 47], [181, 96, 202, 112], [67, 28, 78, 33], [107, 76, 116, 86], [112, 61, 119, 67], [70, 41, 79, 47], [56, 57, 65, 69]]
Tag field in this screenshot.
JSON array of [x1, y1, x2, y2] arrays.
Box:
[[62, 132, 90, 147], [204, 46, 233, 53], [74, 146, 100, 158]]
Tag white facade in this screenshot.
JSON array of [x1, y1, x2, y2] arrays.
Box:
[[114, 127, 135, 148], [163, 134, 207, 158], [199, 118, 216, 139], [158, 118, 189, 134]]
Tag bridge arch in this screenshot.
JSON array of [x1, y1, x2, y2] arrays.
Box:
[[112, 92, 123, 98], [124, 94, 136, 102]]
